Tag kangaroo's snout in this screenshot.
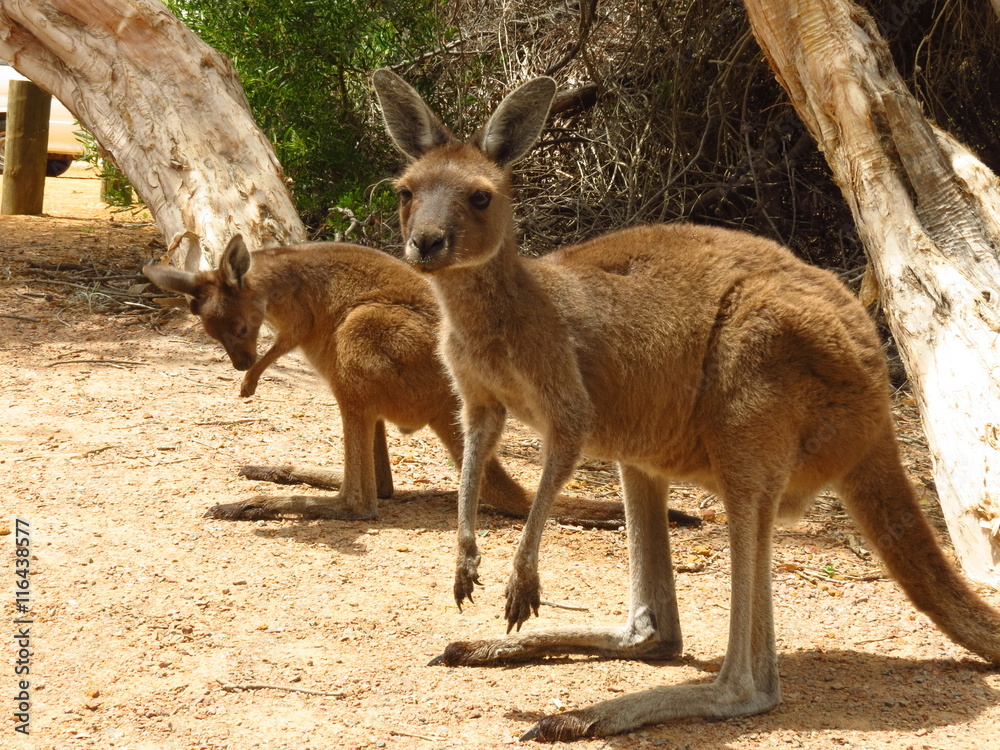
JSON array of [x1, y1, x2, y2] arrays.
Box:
[[224, 345, 256, 372], [406, 228, 449, 267], [228, 353, 255, 371]]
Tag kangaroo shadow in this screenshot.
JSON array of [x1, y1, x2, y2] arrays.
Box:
[[498, 649, 998, 747]]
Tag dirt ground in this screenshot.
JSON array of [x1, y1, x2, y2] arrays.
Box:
[[2, 165, 999, 750]]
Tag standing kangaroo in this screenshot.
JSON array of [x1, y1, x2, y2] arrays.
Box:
[[374, 68, 1000, 741], [144, 237, 680, 526]]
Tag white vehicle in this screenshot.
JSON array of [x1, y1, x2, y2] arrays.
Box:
[[0, 62, 85, 176]]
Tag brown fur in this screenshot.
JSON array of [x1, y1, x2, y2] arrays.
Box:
[[144, 237, 664, 526], [374, 68, 1000, 741]]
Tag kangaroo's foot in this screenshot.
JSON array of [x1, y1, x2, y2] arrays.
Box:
[[430, 607, 682, 666], [551, 498, 701, 529], [519, 677, 781, 741], [668, 508, 702, 527], [492, 495, 701, 530], [240, 463, 394, 500], [205, 493, 377, 521], [239, 464, 344, 491]]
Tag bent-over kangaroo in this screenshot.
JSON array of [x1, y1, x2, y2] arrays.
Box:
[[374, 68, 1000, 741], [145, 237, 696, 526]]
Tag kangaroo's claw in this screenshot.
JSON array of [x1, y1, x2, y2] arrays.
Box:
[[504, 569, 541, 632], [521, 712, 598, 742], [454, 570, 481, 610]]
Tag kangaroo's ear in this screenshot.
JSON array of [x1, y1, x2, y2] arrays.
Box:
[[479, 77, 556, 168], [144, 263, 200, 298], [373, 68, 452, 159], [220, 235, 252, 288]]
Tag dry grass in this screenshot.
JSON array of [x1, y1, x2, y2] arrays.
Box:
[[367, 0, 999, 276]]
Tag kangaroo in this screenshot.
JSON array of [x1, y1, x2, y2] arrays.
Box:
[[373, 68, 1000, 741], [144, 236, 698, 527]]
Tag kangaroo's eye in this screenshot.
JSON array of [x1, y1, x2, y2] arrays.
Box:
[[470, 190, 492, 210], [236, 325, 249, 339], [396, 187, 413, 205]]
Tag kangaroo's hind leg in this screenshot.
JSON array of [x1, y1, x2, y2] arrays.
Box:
[[431, 463, 682, 665], [208, 406, 382, 521], [520, 459, 786, 741], [236, 419, 394, 499]]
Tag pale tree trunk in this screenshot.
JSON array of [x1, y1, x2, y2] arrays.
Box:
[[0, 0, 306, 269], [743, 0, 1000, 586]]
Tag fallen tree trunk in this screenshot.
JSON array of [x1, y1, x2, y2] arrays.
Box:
[[0, 0, 306, 268], [743, 0, 1000, 585]]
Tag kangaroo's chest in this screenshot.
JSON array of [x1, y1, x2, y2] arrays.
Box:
[[443, 330, 554, 430]]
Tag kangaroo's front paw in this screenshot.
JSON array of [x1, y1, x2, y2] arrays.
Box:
[[454, 555, 482, 610], [504, 568, 540, 633], [239, 374, 259, 398]]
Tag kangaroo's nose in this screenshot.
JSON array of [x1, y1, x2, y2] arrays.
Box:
[[407, 229, 447, 262]]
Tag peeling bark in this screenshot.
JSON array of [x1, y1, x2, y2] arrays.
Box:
[[0, 0, 306, 268], [743, 0, 1000, 585]]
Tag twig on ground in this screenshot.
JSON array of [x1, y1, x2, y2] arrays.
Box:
[[216, 678, 345, 698], [194, 418, 269, 426], [46, 359, 147, 368], [389, 730, 446, 741], [540, 599, 590, 612], [855, 634, 899, 646], [12, 444, 119, 462], [54, 307, 74, 327], [0, 313, 41, 323]]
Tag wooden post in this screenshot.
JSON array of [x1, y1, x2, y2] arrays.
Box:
[[1, 80, 51, 215]]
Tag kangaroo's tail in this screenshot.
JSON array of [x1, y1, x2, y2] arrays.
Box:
[[836, 428, 1000, 663]]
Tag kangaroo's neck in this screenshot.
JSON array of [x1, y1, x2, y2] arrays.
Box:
[[429, 235, 527, 333], [246, 254, 313, 329]]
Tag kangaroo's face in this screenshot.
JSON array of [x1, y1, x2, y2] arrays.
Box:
[[395, 143, 512, 273], [189, 281, 265, 371], [144, 236, 264, 372], [373, 69, 555, 275]]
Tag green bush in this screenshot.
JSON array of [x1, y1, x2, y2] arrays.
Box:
[[168, 0, 447, 234]]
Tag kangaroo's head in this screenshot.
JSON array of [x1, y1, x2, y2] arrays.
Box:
[[373, 69, 556, 273], [144, 235, 265, 371]]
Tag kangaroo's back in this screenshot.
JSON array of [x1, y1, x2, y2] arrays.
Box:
[[504, 223, 891, 484], [249, 241, 439, 347]]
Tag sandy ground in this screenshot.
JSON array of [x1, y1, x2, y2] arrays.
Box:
[[2, 165, 999, 750]]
